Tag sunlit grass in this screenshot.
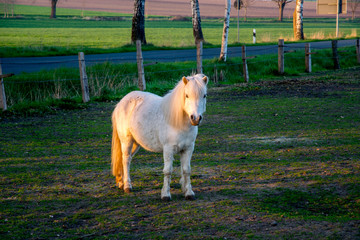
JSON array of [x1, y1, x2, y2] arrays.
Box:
[[1, 70, 359, 238], [1, 4, 359, 239], [1, 44, 358, 115], [0, 5, 359, 57]]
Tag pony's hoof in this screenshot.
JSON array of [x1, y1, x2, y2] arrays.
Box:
[[161, 196, 171, 202], [115, 180, 124, 189], [124, 187, 132, 193], [185, 194, 195, 201]]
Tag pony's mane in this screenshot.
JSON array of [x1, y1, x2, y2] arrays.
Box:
[[161, 74, 207, 129]]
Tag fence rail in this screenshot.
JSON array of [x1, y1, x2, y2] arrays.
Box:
[[1, 39, 360, 111]]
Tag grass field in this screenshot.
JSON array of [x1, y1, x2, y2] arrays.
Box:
[[1, 3, 359, 239], [0, 5, 359, 57], [1, 44, 358, 114], [1, 67, 359, 239]]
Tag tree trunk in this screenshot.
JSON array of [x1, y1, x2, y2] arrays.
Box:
[[293, 8, 296, 37], [131, 0, 147, 44], [279, 2, 285, 21], [10, 0, 14, 17], [50, 0, 58, 19], [4, 0, 8, 18], [220, 0, 231, 61], [191, 0, 204, 44], [294, 0, 304, 40]]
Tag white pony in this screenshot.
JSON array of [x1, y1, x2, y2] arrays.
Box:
[[111, 74, 208, 201]]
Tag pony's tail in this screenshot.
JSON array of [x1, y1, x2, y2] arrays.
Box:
[[111, 116, 123, 184]]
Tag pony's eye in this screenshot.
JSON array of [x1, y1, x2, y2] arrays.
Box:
[[185, 94, 189, 98], [204, 94, 207, 98]]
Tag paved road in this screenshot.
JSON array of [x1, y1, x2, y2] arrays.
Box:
[[1, 39, 357, 75]]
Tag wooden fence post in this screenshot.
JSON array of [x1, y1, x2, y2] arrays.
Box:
[[242, 45, 249, 83], [305, 43, 312, 73], [136, 40, 146, 91], [196, 40, 203, 74], [332, 40, 340, 70], [278, 39, 284, 74], [78, 52, 90, 103], [214, 64, 218, 84], [220, 70, 224, 81], [0, 61, 7, 111], [356, 38, 360, 64]]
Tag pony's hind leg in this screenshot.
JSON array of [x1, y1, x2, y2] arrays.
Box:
[[116, 175, 124, 189], [131, 142, 140, 157], [121, 138, 136, 193], [119, 142, 139, 192]]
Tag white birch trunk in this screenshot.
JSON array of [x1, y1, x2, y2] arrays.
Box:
[[295, 0, 304, 40], [219, 0, 231, 61]]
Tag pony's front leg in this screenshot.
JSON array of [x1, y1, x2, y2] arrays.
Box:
[[180, 146, 195, 200], [161, 146, 174, 201]]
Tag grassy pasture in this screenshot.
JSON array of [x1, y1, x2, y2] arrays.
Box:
[[0, 5, 359, 57], [1, 45, 358, 113], [0, 68, 359, 239]]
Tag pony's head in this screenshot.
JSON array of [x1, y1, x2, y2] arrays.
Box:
[[182, 74, 208, 126], [162, 74, 208, 129]]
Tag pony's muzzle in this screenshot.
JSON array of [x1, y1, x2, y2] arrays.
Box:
[[190, 115, 202, 126]]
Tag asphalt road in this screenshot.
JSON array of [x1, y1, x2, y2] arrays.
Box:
[[1, 39, 357, 75]]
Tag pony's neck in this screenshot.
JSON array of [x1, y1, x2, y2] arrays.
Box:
[[161, 81, 189, 129]]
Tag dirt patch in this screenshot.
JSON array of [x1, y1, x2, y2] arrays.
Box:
[[169, 16, 191, 21], [210, 68, 360, 100]]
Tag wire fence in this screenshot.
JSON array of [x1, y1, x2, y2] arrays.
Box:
[[1, 41, 358, 83], [1, 39, 360, 110]]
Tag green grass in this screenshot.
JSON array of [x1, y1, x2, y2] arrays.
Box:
[[1, 45, 358, 115], [1, 4, 133, 18], [0, 5, 359, 57], [1, 68, 359, 239], [1, 4, 359, 239]]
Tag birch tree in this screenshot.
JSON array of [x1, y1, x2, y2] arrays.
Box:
[[293, 0, 304, 40], [220, 0, 231, 61], [191, 0, 204, 44], [131, 0, 146, 44]]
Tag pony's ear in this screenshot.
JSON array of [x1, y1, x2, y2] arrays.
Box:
[[182, 76, 189, 85], [202, 76, 208, 84]]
